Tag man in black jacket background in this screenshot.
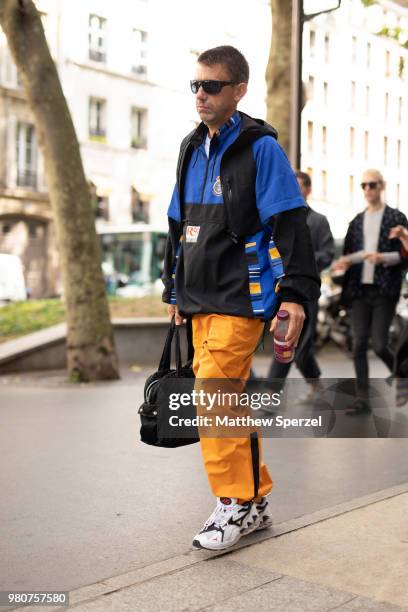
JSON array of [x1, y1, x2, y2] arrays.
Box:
[[266, 171, 334, 403]]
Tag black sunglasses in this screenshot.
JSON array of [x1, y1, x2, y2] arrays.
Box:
[[361, 181, 380, 190], [190, 80, 236, 95]]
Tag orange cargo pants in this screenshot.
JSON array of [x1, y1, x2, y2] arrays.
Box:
[[192, 313, 273, 501]]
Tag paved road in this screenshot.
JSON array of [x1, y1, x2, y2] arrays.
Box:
[[1, 346, 408, 595]]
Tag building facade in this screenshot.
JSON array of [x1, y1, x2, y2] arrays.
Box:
[[0, 0, 407, 297], [301, 0, 408, 237], [0, 0, 199, 296]]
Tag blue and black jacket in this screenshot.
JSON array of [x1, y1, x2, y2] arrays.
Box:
[[162, 111, 320, 320]]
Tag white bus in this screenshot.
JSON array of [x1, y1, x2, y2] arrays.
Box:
[[97, 224, 167, 298]]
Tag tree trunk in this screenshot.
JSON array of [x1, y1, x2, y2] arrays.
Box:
[[0, 0, 119, 382], [265, 0, 293, 156]]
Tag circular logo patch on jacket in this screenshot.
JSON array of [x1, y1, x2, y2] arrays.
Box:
[[212, 176, 222, 196]]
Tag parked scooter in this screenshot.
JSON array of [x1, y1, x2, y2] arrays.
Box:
[[316, 274, 352, 352], [389, 278, 408, 352]]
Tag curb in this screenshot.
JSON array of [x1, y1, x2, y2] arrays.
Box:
[[13, 481, 408, 611]]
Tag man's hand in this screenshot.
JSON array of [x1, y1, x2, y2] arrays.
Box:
[[332, 256, 351, 272], [389, 225, 408, 240], [167, 304, 185, 326], [389, 225, 408, 251], [364, 252, 384, 264], [270, 302, 305, 347]]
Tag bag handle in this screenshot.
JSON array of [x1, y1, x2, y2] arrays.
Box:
[[158, 316, 195, 372], [158, 318, 176, 371], [186, 317, 194, 362], [174, 325, 183, 375]]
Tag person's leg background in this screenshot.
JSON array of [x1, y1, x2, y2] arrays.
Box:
[[394, 319, 408, 406], [295, 301, 321, 381], [350, 291, 372, 396], [267, 358, 291, 392], [369, 291, 396, 372], [192, 314, 273, 501]]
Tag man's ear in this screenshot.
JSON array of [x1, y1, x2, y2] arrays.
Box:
[[234, 82, 247, 103]]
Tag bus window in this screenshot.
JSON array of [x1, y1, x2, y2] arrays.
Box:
[[99, 229, 166, 295], [151, 233, 167, 281]]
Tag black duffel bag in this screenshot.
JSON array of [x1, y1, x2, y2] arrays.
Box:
[[138, 318, 198, 447]]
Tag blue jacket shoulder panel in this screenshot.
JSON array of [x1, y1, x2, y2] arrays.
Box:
[[252, 136, 305, 224]]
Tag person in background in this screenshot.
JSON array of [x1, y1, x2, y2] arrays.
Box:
[[388, 225, 408, 406], [266, 171, 334, 404], [333, 170, 408, 415]]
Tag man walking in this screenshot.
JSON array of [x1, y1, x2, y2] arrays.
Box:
[[266, 171, 334, 402], [162, 45, 320, 550], [334, 169, 407, 415]]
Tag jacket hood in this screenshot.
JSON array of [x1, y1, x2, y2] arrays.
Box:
[[238, 111, 278, 140], [186, 111, 278, 150]]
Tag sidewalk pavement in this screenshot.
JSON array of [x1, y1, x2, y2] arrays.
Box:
[[2, 347, 408, 612], [14, 488, 408, 611]]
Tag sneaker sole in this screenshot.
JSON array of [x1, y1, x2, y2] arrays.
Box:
[[240, 513, 261, 536], [256, 516, 273, 531], [192, 534, 242, 551]]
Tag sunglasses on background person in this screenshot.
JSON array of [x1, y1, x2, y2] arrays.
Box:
[[190, 79, 236, 95], [361, 181, 381, 190]]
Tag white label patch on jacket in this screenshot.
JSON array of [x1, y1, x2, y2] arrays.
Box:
[[186, 226, 200, 243]]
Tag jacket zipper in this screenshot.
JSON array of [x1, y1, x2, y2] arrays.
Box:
[[200, 136, 219, 203], [221, 176, 238, 243], [200, 155, 210, 204], [226, 178, 232, 200]]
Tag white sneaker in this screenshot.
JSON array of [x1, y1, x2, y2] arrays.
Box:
[[192, 497, 260, 550], [297, 382, 325, 405], [255, 497, 273, 530]]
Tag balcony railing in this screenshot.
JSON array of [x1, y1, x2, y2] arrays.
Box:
[[132, 64, 147, 76], [131, 136, 147, 149], [132, 209, 149, 223], [17, 169, 37, 189], [89, 127, 106, 142], [89, 49, 106, 63]]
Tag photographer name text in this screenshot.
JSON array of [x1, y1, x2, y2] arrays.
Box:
[[168, 415, 322, 428]]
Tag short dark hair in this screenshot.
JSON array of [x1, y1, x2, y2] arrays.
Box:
[[295, 171, 312, 188], [197, 45, 249, 84]]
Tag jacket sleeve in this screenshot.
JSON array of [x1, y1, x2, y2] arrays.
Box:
[[343, 222, 353, 256], [162, 185, 183, 304], [162, 230, 174, 304], [314, 216, 335, 272], [267, 207, 321, 304], [162, 217, 182, 304]]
